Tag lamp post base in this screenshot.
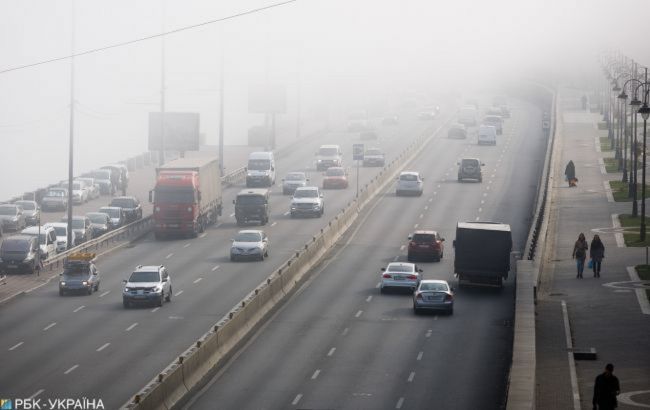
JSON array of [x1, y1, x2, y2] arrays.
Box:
[[623, 169, 628, 183], [633, 199, 638, 217]]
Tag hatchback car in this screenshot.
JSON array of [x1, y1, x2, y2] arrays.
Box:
[[290, 187, 324, 218], [282, 172, 309, 195], [0, 204, 26, 232], [379, 262, 422, 293], [122, 265, 172, 308], [396, 171, 424, 196], [46, 222, 77, 253], [98, 206, 125, 229], [407, 230, 445, 261], [322, 167, 349, 189], [447, 123, 468, 139], [0, 235, 40, 274], [413, 280, 454, 314], [230, 230, 269, 261], [109, 196, 142, 222], [59, 253, 100, 296], [59, 216, 93, 245], [15, 200, 40, 226], [457, 158, 484, 182], [86, 212, 111, 237]]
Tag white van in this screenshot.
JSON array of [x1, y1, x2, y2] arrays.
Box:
[[478, 125, 497, 145], [21, 225, 58, 259], [315, 145, 343, 171], [246, 152, 276, 187]]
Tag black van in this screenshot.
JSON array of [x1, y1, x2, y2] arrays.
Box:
[[0, 235, 40, 274], [234, 189, 270, 226]]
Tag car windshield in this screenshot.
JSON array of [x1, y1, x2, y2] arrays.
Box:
[[87, 214, 107, 224], [47, 190, 65, 197], [91, 170, 110, 180], [294, 189, 318, 198], [234, 232, 262, 242], [236, 195, 265, 205], [72, 182, 82, 190], [365, 149, 381, 155], [100, 208, 121, 218], [63, 263, 90, 275], [52, 226, 67, 236], [285, 173, 305, 181], [110, 198, 136, 208], [68, 219, 85, 229], [412, 234, 435, 243], [387, 264, 414, 273], [462, 159, 479, 167], [400, 174, 418, 181], [129, 271, 160, 283], [326, 168, 344, 176], [319, 147, 338, 156], [0, 206, 17, 215], [16, 201, 35, 210], [248, 159, 271, 170], [154, 188, 195, 203], [420, 282, 448, 292], [1, 239, 30, 252]]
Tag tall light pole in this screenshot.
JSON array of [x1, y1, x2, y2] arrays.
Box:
[[630, 85, 643, 216], [66, 0, 76, 250], [638, 69, 650, 241], [219, 50, 224, 176], [159, 0, 167, 166]]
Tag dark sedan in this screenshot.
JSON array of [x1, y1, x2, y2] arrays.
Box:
[[109, 196, 142, 223]]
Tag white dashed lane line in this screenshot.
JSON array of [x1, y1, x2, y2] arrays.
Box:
[[414, 224, 419, 229], [96, 343, 110, 352], [311, 369, 321, 380], [327, 347, 336, 357], [9, 342, 23, 351], [64, 364, 79, 375], [355, 310, 363, 318], [366, 295, 373, 302], [407, 372, 415, 382], [194, 278, 203, 284], [425, 329, 432, 338], [166, 253, 174, 259], [396, 397, 405, 409], [400, 245, 406, 251], [183, 243, 191, 248], [211, 265, 220, 271], [271, 222, 277, 227], [229, 213, 235, 218], [417, 351, 423, 361], [73, 306, 85, 313], [419, 214, 423, 219], [199, 233, 207, 238], [428, 198, 433, 202], [29, 389, 44, 399], [43, 322, 56, 331], [126, 323, 138, 332], [292, 394, 303, 406], [99, 291, 110, 298], [424, 206, 428, 210], [283, 211, 290, 216], [176, 290, 184, 296], [151, 307, 160, 313], [342, 327, 349, 336]]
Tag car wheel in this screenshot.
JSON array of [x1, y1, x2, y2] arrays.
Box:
[[379, 287, 385, 294], [123, 300, 130, 308], [413, 306, 419, 314], [166, 287, 172, 302], [448, 307, 454, 315], [230, 255, 236, 262], [59, 289, 65, 296], [95, 282, 100, 291], [259, 253, 264, 261], [88, 287, 92, 295], [157, 294, 164, 307]]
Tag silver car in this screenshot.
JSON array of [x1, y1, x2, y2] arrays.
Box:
[[380, 262, 422, 293], [282, 172, 309, 195], [230, 230, 269, 261], [413, 279, 454, 314], [396, 171, 424, 196], [0, 204, 26, 232], [15, 200, 40, 226], [290, 187, 324, 218], [76, 177, 100, 200], [122, 265, 172, 308], [41, 188, 68, 211]]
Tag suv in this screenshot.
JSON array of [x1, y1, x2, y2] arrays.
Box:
[[41, 188, 68, 211], [21, 225, 57, 259], [407, 230, 445, 262], [482, 115, 503, 134], [0, 235, 40, 274], [457, 158, 484, 182], [282, 172, 309, 195], [109, 196, 142, 223], [60, 216, 93, 245], [15, 200, 40, 226], [59, 253, 100, 295], [290, 187, 324, 218], [46, 222, 77, 253], [122, 265, 172, 308], [0, 204, 26, 232], [315, 145, 343, 171], [396, 171, 424, 196], [234, 189, 270, 226]]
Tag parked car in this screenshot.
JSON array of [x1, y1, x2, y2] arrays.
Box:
[[101, 164, 127, 194], [396, 171, 424, 196], [122, 265, 172, 308], [59, 252, 100, 296], [282, 172, 309, 195], [75, 177, 100, 200], [447, 123, 468, 139], [322, 167, 349, 189], [15, 200, 40, 226], [86, 212, 111, 237], [0, 235, 40, 274], [59, 181, 88, 204], [46, 222, 77, 253], [21, 225, 58, 259], [230, 230, 269, 261], [41, 188, 68, 211], [98, 206, 125, 229], [290, 187, 324, 218], [407, 230, 445, 262], [457, 158, 484, 182], [86, 169, 114, 195], [109, 196, 142, 222], [59, 216, 93, 245], [413, 279, 454, 314], [0, 204, 26, 232], [379, 262, 422, 293]]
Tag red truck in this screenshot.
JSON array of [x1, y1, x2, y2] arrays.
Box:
[[150, 157, 222, 239]]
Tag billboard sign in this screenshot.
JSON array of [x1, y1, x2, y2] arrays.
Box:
[[353, 143, 364, 161]]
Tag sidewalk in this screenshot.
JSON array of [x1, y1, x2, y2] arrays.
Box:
[[536, 87, 650, 409]]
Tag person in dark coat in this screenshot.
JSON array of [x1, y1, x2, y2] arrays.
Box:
[[572, 233, 588, 278], [593, 363, 620, 410], [565, 160, 577, 187], [590, 234, 605, 278]]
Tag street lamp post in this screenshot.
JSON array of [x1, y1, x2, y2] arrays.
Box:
[[631, 90, 642, 216], [639, 99, 649, 241]]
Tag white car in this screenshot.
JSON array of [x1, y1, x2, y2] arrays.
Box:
[[396, 171, 424, 196], [290, 187, 324, 218], [230, 230, 269, 261], [76, 178, 100, 200], [478, 125, 497, 146], [380, 262, 422, 293], [45, 222, 77, 253], [60, 181, 89, 204]]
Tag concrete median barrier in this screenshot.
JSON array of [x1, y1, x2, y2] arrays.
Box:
[[160, 363, 188, 410]]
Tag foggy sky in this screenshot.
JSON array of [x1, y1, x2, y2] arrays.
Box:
[[1, 0, 649, 199]]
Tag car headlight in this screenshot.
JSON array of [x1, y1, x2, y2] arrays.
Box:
[[154, 285, 163, 292], [11, 217, 17, 222], [82, 281, 88, 286], [124, 287, 130, 292], [60, 281, 66, 286], [24, 255, 34, 261], [187, 207, 192, 212]]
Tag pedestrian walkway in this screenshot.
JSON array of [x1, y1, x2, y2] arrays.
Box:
[[536, 87, 650, 409]]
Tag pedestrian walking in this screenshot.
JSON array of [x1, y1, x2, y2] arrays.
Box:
[[565, 160, 578, 187], [593, 363, 620, 410], [572, 233, 588, 278], [590, 234, 605, 278]]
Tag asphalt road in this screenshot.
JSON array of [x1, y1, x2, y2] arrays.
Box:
[[185, 99, 548, 410], [0, 109, 444, 408]]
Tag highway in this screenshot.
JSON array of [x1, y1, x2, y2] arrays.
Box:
[[0, 108, 443, 408], [184, 99, 548, 409]]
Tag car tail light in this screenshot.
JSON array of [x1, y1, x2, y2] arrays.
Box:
[[409, 241, 416, 248], [444, 294, 453, 302], [406, 274, 417, 280], [382, 273, 391, 278], [416, 292, 423, 300]]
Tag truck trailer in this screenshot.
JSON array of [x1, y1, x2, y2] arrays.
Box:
[[453, 221, 512, 287], [150, 157, 222, 239]]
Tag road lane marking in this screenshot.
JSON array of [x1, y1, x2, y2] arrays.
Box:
[[396, 397, 404, 409], [199, 233, 207, 238], [408, 372, 415, 382], [212, 265, 220, 271], [271, 221, 277, 227], [96, 343, 110, 352], [478, 207, 482, 213], [126, 323, 138, 331], [417, 351, 423, 361], [229, 213, 235, 217], [375, 282, 381, 288], [425, 329, 432, 338], [43, 322, 56, 331], [355, 310, 363, 318], [414, 224, 419, 229], [366, 296, 372, 302], [194, 278, 203, 284], [73, 306, 85, 313], [176, 290, 184, 296], [481, 200, 485, 204], [400, 245, 406, 251], [483, 193, 488, 197], [29, 390, 44, 399], [166, 253, 174, 259], [393, 256, 399, 261], [424, 206, 428, 210], [327, 347, 336, 357], [151, 307, 160, 313], [292, 394, 302, 405], [283, 211, 290, 216], [419, 214, 423, 219], [342, 327, 349, 336], [428, 198, 433, 202], [183, 243, 191, 248], [64, 364, 79, 375], [9, 342, 23, 351], [311, 369, 321, 380], [99, 291, 110, 298]]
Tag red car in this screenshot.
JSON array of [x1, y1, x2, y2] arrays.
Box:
[[407, 230, 445, 262], [322, 167, 349, 189]]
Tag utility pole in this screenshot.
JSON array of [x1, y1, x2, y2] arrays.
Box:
[[219, 51, 224, 176], [159, 0, 167, 166], [66, 0, 76, 250]]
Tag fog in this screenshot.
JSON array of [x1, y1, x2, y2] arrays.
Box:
[[1, 0, 649, 200]]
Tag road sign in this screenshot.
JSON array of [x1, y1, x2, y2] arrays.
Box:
[[353, 143, 364, 161]]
